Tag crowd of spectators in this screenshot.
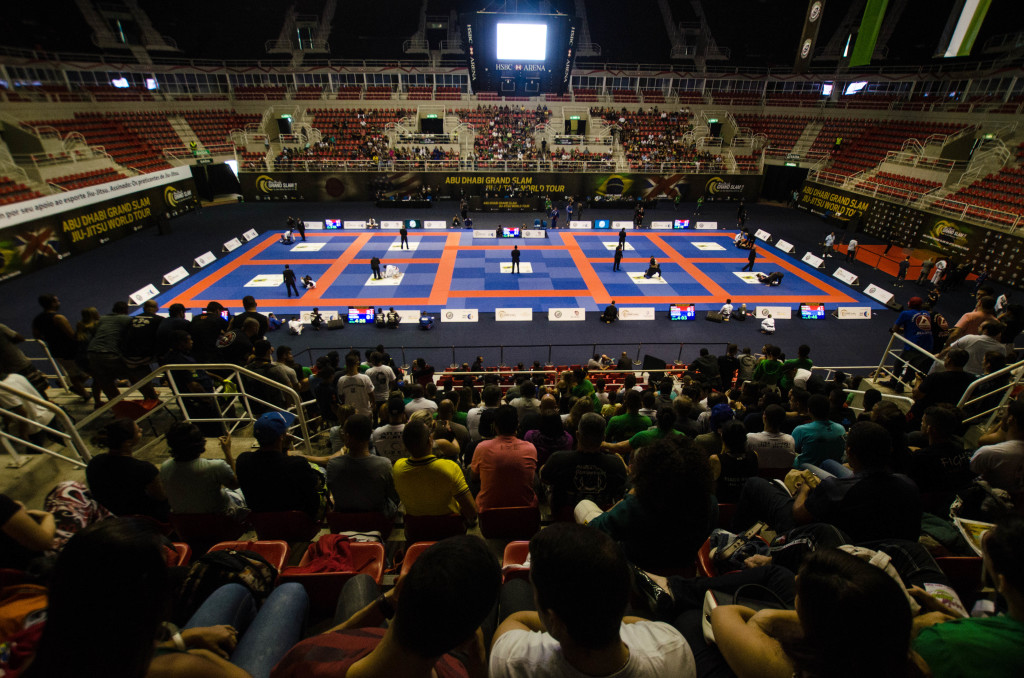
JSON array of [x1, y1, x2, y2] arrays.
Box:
[[1, 280, 1023, 677]]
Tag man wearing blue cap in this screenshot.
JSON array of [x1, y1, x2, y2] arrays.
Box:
[[236, 411, 322, 518]]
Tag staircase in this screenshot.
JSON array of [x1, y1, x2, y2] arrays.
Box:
[[791, 120, 824, 158]]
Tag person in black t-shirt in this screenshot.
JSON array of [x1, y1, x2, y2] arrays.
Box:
[[189, 302, 228, 363], [236, 411, 322, 518], [32, 293, 89, 399], [540, 413, 626, 514], [86, 418, 169, 520], [229, 295, 269, 338], [122, 300, 162, 400], [909, 348, 975, 427], [0, 493, 55, 570]]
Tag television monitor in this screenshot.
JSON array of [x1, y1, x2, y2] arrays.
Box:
[[496, 23, 547, 61], [669, 304, 696, 320], [594, 219, 611, 229], [800, 303, 826, 320], [325, 218, 341, 230], [405, 219, 421, 229], [500, 227, 521, 238], [673, 219, 691, 229], [347, 307, 375, 324]]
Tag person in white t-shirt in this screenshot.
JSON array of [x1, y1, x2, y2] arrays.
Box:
[[365, 351, 397, 411], [745, 404, 796, 472], [404, 384, 438, 415], [336, 354, 374, 418], [371, 397, 408, 462], [0, 370, 55, 450], [490, 522, 695, 678], [970, 398, 1024, 496]]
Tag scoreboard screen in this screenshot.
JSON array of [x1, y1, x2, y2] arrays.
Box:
[[669, 304, 696, 320], [800, 303, 826, 319], [462, 12, 577, 96], [347, 307, 375, 324]]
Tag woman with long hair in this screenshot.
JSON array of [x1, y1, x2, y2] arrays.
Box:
[[22, 518, 307, 678], [160, 422, 245, 516], [86, 418, 169, 521]]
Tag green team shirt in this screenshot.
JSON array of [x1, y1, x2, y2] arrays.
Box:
[[913, 614, 1024, 678], [628, 427, 685, 450]]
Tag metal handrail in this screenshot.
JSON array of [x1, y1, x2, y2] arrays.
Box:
[[74, 363, 316, 455], [23, 339, 71, 393], [0, 381, 91, 468], [873, 332, 939, 390], [956, 358, 1024, 429]]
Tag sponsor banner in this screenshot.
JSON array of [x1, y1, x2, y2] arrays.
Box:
[[802, 252, 825, 268], [291, 242, 325, 252], [694, 221, 718, 230], [755, 229, 772, 241], [522, 229, 546, 238], [161, 266, 189, 286], [794, 0, 827, 73], [344, 221, 367, 230], [193, 251, 216, 268], [650, 221, 672, 230], [755, 305, 793, 320], [237, 171, 763, 203], [300, 309, 339, 323], [441, 308, 478, 322], [381, 221, 403, 230], [128, 283, 159, 306], [918, 215, 978, 258], [397, 309, 421, 324], [863, 283, 895, 305], [832, 267, 860, 285], [612, 221, 634, 230], [569, 221, 590, 229], [620, 307, 656, 320], [222, 237, 242, 252], [797, 181, 873, 222], [0, 166, 193, 229], [242, 228, 259, 241], [548, 308, 586, 321], [496, 307, 533, 321], [305, 221, 324, 230], [472, 229, 498, 238], [775, 239, 795, 253], [836, 306, 872, 319], [424, 220, 447, 229]]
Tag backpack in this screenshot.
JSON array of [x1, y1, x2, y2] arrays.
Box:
[[176, 549, 278, 623]]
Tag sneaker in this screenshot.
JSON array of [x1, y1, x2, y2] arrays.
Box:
[[631, 565, 673, 616]]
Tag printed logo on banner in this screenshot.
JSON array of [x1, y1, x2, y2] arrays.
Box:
[[522, 229, 546, 238], [344, 221, 367, 230], [441, 309, 478, 322], [705, 177, 745, 197], [472, 229, 498, 238], [381, 221, 403, 230], [756, 306, 792, 319], [304, 221, 323, 230], [694, 222, 718, 230], [612, 221, 634, 230], [255, 175, 298, 195], [366, 273, 404, 286], [128, 284, 159, 305], [161, 266, 189, 286], [222, 238, 242, 252], [620, 307, 656, 320], [863, 284, 895, 305], [628, 272, 668, 285], [163, 184, 194, 208], [775, 239, 795, 253], [496, 308, 533, 321], [241, 229, 259, 241], [548, 308, 585, 321], [832, 268, 860, 286], [424, 221, 447, 229], [802, 252, 824, 268], [569, 221, 590, 229], [650, 221, 672, 230], [837, 307, 872, 320], [734, 272, 762, 284], [397, 310, 421, 324], [193, 251, 216, 268], [755, 229, 772, 241], [693, 242, 726, 251]]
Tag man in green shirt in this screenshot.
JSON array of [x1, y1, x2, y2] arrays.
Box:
[[604, 390, 651, 443], [913, 513, 1024, 678], [604, 407, 684, 460]]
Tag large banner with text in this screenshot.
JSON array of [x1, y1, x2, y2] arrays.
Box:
[[239, 171, 764, 203], [0, 167, 197, 283]]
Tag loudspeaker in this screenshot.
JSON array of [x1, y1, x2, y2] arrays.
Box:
[[641, 354, 667, 372], [327, 318, 345, 330], [277, 117, 292, 135], [885, 299, 904, 312], [705, 311, 724, 323]]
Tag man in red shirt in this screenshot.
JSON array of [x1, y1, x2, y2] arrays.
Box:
[[470, 405, 538, 510]]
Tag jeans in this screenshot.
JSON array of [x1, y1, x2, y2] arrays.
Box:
[[731, 477, 795, 533], [184, 583, 308, 678], [859, 539, 951, 589]]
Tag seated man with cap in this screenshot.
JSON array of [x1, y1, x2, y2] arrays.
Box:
[[236, 411, 324, 519]]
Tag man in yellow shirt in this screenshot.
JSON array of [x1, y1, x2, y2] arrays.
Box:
[[393, 420, 477, 525]]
